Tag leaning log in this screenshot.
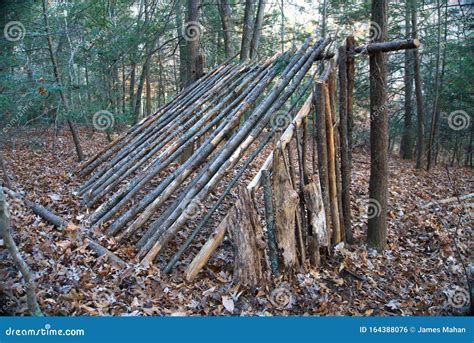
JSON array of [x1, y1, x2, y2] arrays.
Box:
[[185, 92, 315, 280], [0, 187, 43, 316], [139, 38, 331, 264], [185, 211, 229, 282]]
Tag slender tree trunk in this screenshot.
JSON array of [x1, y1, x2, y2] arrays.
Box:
[[129, 61, 136, 113], [145, 64, 152, 117], [218, 0, 234, 59], [412, 1, 425, 169], [400, 0, 414, 159], [240, 0, 257, 61], [250, 0, 266, 60], [187, 0, 203, 83], [122, 58, 126, 114], [321, 0, 328, 37], [367, 0, 388, 251], [338, 44, 352, 243], [175, 2, 188, 89], [42, 0, 84, 162], [0, 153, 12, 189], [280, 0, 285, 53], [134, 63, 147, 122], [426, 0, 442, 171]]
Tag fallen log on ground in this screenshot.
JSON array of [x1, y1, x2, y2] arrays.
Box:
[[4, 188, 68, 229], [3, 188, 127, 268], [421, 193, 474, 209]]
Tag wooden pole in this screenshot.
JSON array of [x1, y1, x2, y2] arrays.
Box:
[[322, 81, 342, 244], [262, 170, 279, 276], [313, 84, 332, 247], [0, 187, 43, 316], [338, 42, 353, 243]]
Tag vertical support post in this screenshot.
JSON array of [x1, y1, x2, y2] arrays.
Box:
[[262, 170, 280, 276], [313, 84, 332, 248], [338, 41, 353, 243], [322, 81, 342, 244]]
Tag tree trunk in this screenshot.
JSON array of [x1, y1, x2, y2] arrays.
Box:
[[321, 0, 328, 37], [367, 0, 388, 251], [240, 0, 257, 61], [412, 1, 425, 170], [175, 3, 188, 89], [218, 0, 234, 58], [400, 0, 414, 159], [129, 61, 136, 113], [338, 43, 353, 243], [426, 0, 442, 171], [0, 152, 12, 189], [250, 0, 266, 60], [346, 36, 356, 168], [42, 0, 84, 162], [187, 0, 203, 83]]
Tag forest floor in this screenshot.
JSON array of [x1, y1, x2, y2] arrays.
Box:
[[0, 127, 472, 316]]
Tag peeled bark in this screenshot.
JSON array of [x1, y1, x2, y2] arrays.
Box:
[[303, 180, 328, 266], [313, 83, 332, 246], [228, 187, 266, 286], [346, 36, 356, 166], [322, 81, 342, 245], [185, 212, 228, 282], [272, 147, 299, 271]]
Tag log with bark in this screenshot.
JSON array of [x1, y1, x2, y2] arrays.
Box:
[[184, 92, 315, 280], [0, 187, 43, 316], [3, 188, 127, 267], [337, 42, 353, 243], [139, 38, 331, 265]]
